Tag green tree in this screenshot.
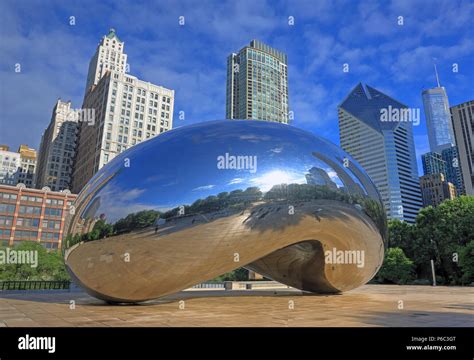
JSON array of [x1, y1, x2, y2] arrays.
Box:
[[0, 241, 70, 281], [92, 219, 113, 239], [388, 219, 415, 249], [376, 247, 415, 284], [213, 268, 249, 281], [459, 240, 474, 285], [415, 196, 474, 284]]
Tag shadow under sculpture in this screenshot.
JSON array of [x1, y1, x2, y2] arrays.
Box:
[[64, 120, 387, 303]]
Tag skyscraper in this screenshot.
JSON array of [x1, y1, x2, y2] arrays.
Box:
[[36, 99, 79, 191], [420, 66, 464, 195], [226, 40, 289, 123], [451, 100, 474, 195], [71, 29, 174, 193], [84, 28, 128, 95], [338, 83, 422, 223], [422, 65, 455, 153]]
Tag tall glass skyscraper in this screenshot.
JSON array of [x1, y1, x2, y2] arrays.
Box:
[[420, 68, 464, 195], [422, 86, 455, 153], [338, 83, 422, 223], [226, 40, 289, 123]]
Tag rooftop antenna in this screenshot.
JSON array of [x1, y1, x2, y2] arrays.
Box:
[[433, 62, 441, 87]]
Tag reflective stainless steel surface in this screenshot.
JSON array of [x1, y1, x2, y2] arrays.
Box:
[[64, 120, 387, 303]]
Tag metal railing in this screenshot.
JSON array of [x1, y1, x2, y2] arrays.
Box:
[[0, 280, 71, 291], [191, 282, 225, 289]]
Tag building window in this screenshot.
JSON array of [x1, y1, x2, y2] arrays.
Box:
[[0, 229, 11, 238], [16, 217, 40, 228], [0, 216, 14, 226], [19, 206, 41, 215], [44, 208, 62, 217], [0, 204, 16, 213]]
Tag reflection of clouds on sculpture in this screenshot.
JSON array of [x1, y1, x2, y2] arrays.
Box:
[[269, 147, 283, 154], [192, 184, 215, 191], [227, 178, 244, 185], [91, 184, 170, 224], [250, 170, 306, 192], [65, 120, 386, 303]]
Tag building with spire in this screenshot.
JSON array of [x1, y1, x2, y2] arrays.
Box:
[[420, 65, 464, 195], [338, 83, 422, 223], [422, 65, 456, 153], [84, 28, 128, 96], [71, 29, 174, 193]]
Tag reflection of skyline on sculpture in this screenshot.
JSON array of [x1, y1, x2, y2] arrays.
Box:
[[65, 120, 386, 303]]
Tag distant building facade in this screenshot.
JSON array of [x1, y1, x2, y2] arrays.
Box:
[[422, 152, 446, 176], [419, 173, 456, 207], [451, 100, 474, 195], [36, 99, 79, 191], [17, 145, 37, 188], [0, 146, 21, 186], [422, 147, 464, 196], [0, 145, 36, 188], [441, 146, 464, 196]]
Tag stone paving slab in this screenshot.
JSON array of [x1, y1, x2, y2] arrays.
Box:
[[0, 285, 472, 327]]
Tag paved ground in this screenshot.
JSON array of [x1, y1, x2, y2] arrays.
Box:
[[0, 285, 472, 327]]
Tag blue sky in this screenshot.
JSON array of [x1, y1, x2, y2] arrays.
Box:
[[0, 0, 473, 175]]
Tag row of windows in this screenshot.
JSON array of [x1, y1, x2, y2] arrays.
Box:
[[16, 217, 39, 227], [17, 206, 63, 217], [0, 204, 15, 213], [43, 242, 59, 249], [46, 198, 64, 206], [15, 230, 37, 240], [0, 216, 13, 225], [19, 206, 41, 215], [16, 218, 61, 229], [20, 195, 43, 202], [0, 228, 60, 241], [122, 85, 172, 104], [41, 232, 60, 241], [0, 192, 17, 200]]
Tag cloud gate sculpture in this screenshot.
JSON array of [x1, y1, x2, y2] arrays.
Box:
[[64, 120, 387, 303]]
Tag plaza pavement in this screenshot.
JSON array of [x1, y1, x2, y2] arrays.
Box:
[[0, 285, 472, 327]]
